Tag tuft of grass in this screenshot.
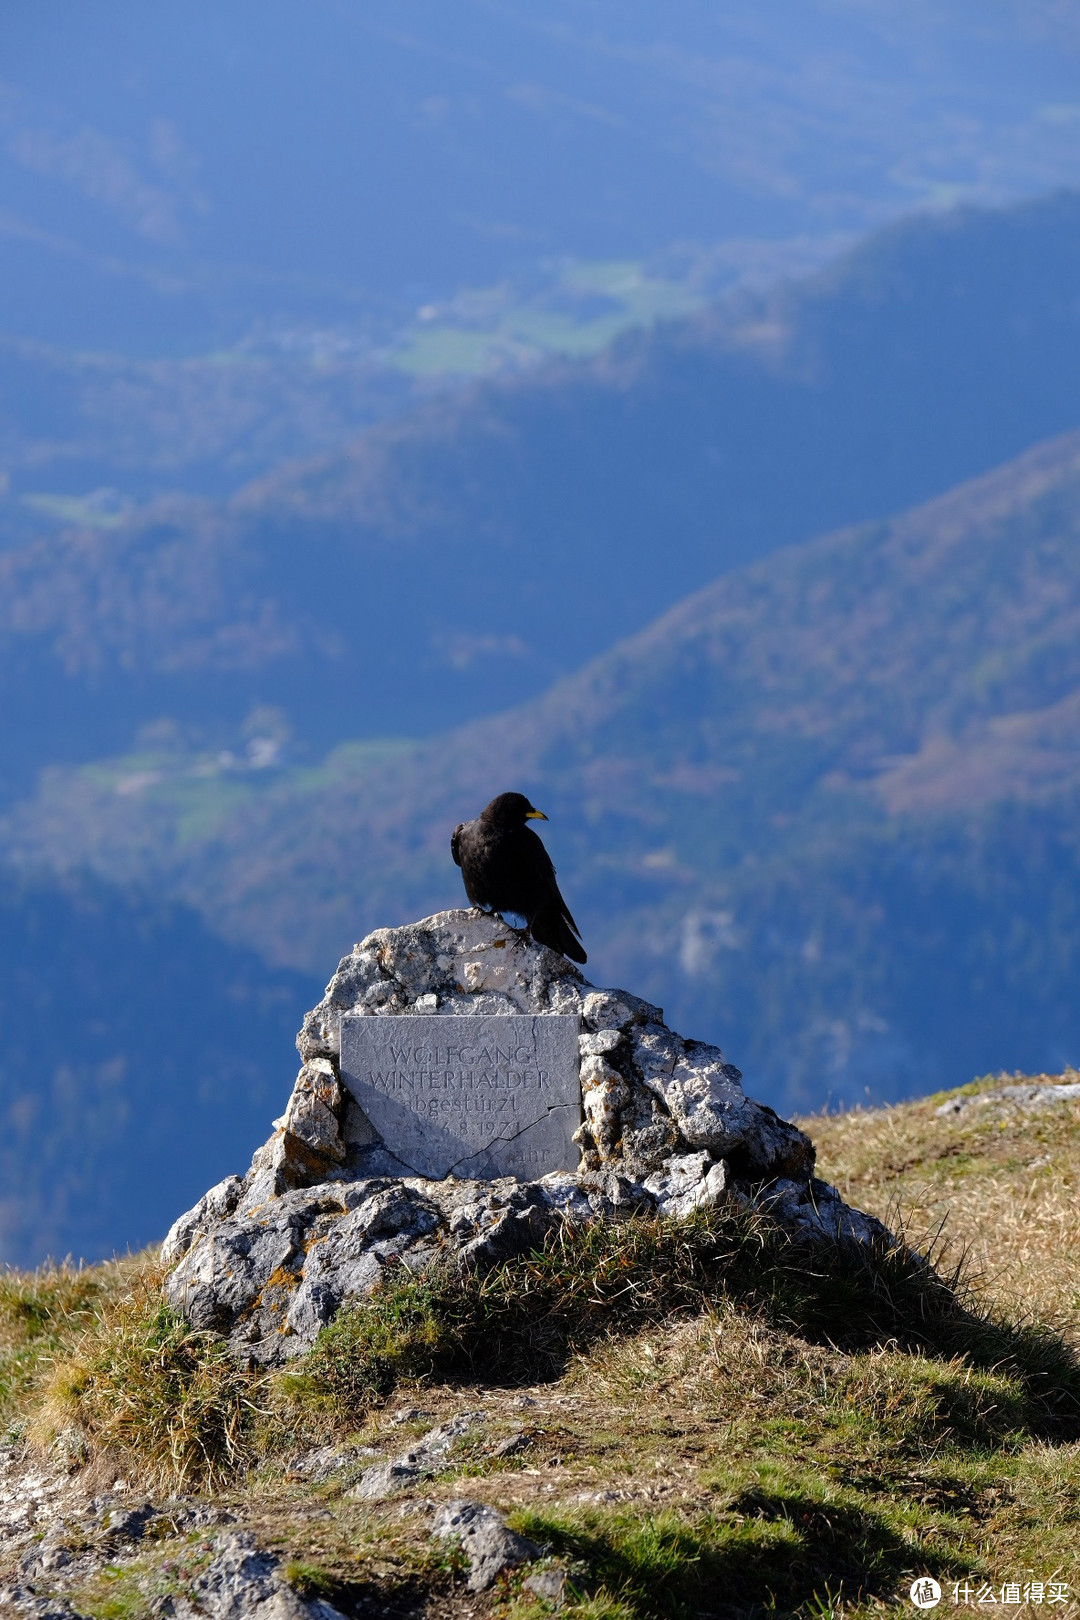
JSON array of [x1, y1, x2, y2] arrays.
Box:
[[34, 1265, 274, 1490], [0, 1261, 126, 1431], [283, 1559, 342, 1600]]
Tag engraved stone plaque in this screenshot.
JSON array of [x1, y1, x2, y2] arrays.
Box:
[[339, 1014, 581, 1180]]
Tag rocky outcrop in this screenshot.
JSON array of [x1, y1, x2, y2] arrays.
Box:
[[937, 1077, 1080, 1117], [0, 1447, 239, 1620], [163, 910, 888, 1365]]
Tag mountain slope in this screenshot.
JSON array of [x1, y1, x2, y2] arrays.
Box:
[[9, 429, 1080, 1114], [2, 192, 1080, 789], [4, 2, 1079, 353], [0, 869, 318, 1268], [0, 335, 417, 506]]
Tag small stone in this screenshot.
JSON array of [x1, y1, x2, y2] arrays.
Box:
[[582, 989, 659, 1029], [281, 1060, 346, 1163], [350, 1459, 422, 1501], [350, 1411, 484, 1500], [644, 1151, 728, 1217], [161, 1174, 244, 1265], [431, 1498, 541, 1591], [288, 1444, 378, 1483], [392, 1407, 429, 1425], [579, 1029, 622, 1057], [489, 1430, 533, 1458], [168, 1530, 349, 1618], [524, 1565, 568, 1601]]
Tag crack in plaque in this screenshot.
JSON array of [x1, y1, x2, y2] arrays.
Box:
[[441, 1100, 581, 1179], [386, 1101, 581, 1182]]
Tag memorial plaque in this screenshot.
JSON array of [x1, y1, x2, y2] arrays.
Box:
[[339, 1014, 581, 1180]]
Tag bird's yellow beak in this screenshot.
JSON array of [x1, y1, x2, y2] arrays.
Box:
[[526, 808, 548, 821]]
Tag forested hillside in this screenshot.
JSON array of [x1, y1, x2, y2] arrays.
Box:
[[0, 870, 316, 1267], [7, 429, 1080, 1127], [1, 193, 1079, 793], [3, 193, 1080, 1265]]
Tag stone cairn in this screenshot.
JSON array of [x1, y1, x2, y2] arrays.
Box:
[[163, 911, 888, 1365]]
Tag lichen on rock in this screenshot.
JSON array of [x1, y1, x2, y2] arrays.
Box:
[[162, 909, 887, 1366]]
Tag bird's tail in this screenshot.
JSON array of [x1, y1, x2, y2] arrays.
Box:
[[530, 907, 587, 964]]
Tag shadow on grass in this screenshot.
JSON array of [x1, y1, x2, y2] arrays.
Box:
[[751, 1217, 1080, 1439], [516, 1488, 969, 1620], [289, 1201, 1080, 1444], [288, 1565, 461, 1620]]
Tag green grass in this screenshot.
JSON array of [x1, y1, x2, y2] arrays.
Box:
[[73, 735, 417, 847], [386, 257, 706, 377], [0, 1263, 116, 1433], [505, 1494, 955, 1620]]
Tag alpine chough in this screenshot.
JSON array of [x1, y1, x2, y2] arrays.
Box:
[[451, 791, 587, 964]]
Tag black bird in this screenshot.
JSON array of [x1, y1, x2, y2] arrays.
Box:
[[451, 791, 587, 964]]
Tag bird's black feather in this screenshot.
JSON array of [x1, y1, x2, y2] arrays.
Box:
[[449, 791, 586, 963]]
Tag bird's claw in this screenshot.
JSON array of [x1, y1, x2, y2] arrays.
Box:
[[492, 911, 531, 949]]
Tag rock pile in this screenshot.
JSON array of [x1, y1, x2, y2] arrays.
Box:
[[163, 910, 888, 1364]]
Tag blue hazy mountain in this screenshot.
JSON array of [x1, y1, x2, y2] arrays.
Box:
[[0, 868, 318, 1269], [1, 209, 1079, 1259], [2, 3, 1079, 353], [7, 428, 1080, 1148], [2, 10, 1078, 1271], [0, 192, 1078, 800]]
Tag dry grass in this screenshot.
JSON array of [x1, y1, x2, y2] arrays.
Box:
[[805, 1070, 1080, 1336], [0, 1254, 145, 1431], [285, 1197, 1059, 1438], [14, 1261, 287, 1490]]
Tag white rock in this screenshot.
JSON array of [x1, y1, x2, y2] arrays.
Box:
[[580, 1029, 623, 1057], [161, 1174, 243, 1266], [431, 1498, 541, 1591], [644, 1152, 728, 1217]]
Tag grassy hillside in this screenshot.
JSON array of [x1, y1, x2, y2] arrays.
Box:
[[2, 1072, 1079, 1617], [10, 429, 1080, 1117]]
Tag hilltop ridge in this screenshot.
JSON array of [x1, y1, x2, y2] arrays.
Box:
[[1, 1070, 1079, 1616]]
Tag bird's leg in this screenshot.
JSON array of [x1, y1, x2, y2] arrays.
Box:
[[491, 910, 531, 950]]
